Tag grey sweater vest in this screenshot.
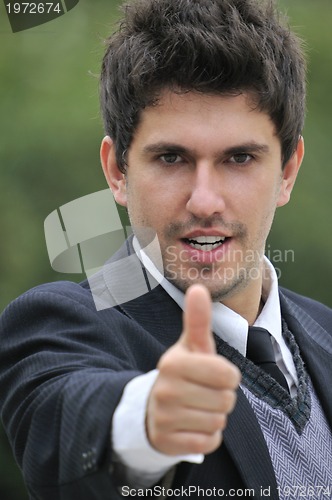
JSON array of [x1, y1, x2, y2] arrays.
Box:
[[242, 383, 332, 500], [213, 320, 332, 500]]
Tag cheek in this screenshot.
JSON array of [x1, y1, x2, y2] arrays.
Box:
[[241, 182, 279, 235], [126, 181, 166, 229], [248, 172, 282, 211]]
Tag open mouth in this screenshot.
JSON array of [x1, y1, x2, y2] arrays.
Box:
[[183, 236, 228, 252]]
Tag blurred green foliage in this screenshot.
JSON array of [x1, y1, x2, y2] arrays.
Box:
[[0, 0, 331, 497]]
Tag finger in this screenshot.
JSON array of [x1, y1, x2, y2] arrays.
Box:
[[149, 428, 223, 456], [153, 366, 238, 411], [159, 349, 241, 390], [179, 384, 238, 414], [181, 284, 215, 354], [154, 406, 229, 434]]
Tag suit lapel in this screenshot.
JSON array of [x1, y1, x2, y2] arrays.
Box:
[[97, 235, 181, 346], [280, 290, 332, 429], [118, 283, 184, 348]]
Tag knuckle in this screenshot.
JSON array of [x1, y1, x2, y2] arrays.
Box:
[[153, 409, 175, 430], [228, 390, 238, 411], [148, 427, 166, 450], [212, 389, 237, 414], [152, 411, 165, 429], [229, 365, 242, 388], [217, 358, 241, 388], [216, 412, 228, 431], [185, 435, 207, 455], [157, 351, 174, 373], [152, 371, 183, 406], [209, 412, 227, 431], [221, 389, 237, 412], [183, 431, 223, 455], [210, 432, 223, 453], [153, 381, 174, 404], [158, 347, 183, 375], [200, 432, 223, 455], [219, 414, 228, 431]]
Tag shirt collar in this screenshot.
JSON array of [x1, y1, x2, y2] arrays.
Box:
[[253, 258, 282, 347]]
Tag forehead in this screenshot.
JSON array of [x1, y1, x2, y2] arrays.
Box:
[[131, 90, 279, 152]]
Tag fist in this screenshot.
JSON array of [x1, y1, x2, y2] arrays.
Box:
[[146, 284, 241, 456]]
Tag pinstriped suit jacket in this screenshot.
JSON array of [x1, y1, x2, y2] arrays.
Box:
[[0, 239, 331, 499]]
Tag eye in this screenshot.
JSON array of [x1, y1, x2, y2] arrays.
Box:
[[229, 153, 253, 165], [160, 153, 183, 164]]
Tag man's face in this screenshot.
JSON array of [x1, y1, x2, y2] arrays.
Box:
[[103, 90, 303, 316]]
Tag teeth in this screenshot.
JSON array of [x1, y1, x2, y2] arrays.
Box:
[[186, 235, 226, 252], [191, 236, 226, 244]]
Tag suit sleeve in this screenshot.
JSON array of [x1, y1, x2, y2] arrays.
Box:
[[0, 281, 151, 499]]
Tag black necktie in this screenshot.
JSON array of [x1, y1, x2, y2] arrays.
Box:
[[247, 326, 289, 393]]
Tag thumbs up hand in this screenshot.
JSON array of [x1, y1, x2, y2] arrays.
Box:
[[146, 284, 241, 456]]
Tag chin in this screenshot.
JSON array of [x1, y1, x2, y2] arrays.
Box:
[[165, 271, 248, 303]]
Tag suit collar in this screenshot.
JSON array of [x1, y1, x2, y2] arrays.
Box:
[[98, 236, 183, 347]]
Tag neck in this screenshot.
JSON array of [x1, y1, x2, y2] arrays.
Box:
[[222, 274, 263, 325]]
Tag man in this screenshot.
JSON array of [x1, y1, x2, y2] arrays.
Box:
[[1, 0, 332, 499]]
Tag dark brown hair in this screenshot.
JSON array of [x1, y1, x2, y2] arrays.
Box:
[[100, 0, 306, 172]]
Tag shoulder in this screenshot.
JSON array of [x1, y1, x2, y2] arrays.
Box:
[[279, 286, 332, 333], [0, 280, 162, 398], [0, 279, 135, 344], [280, 286, 332, 315], [0, 278, 168, 361], [1, 280, 98, 322]]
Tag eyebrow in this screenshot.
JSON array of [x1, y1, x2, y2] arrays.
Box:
[[142, 143, 188, 155], [142, 141, 270, 158]]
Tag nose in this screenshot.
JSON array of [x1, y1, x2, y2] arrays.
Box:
[[186, 163, 226, 219]]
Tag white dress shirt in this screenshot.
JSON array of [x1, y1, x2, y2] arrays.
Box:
[[111, 238, 298, 487]]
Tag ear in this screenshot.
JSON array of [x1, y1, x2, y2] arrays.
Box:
[[277, 136, 305, 208], [100, 136, 127, 207]]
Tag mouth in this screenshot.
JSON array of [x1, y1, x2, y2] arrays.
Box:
[[182, 235, 229, 252]]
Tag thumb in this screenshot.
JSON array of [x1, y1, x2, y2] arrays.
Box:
[[181, 284, 216, 354]]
